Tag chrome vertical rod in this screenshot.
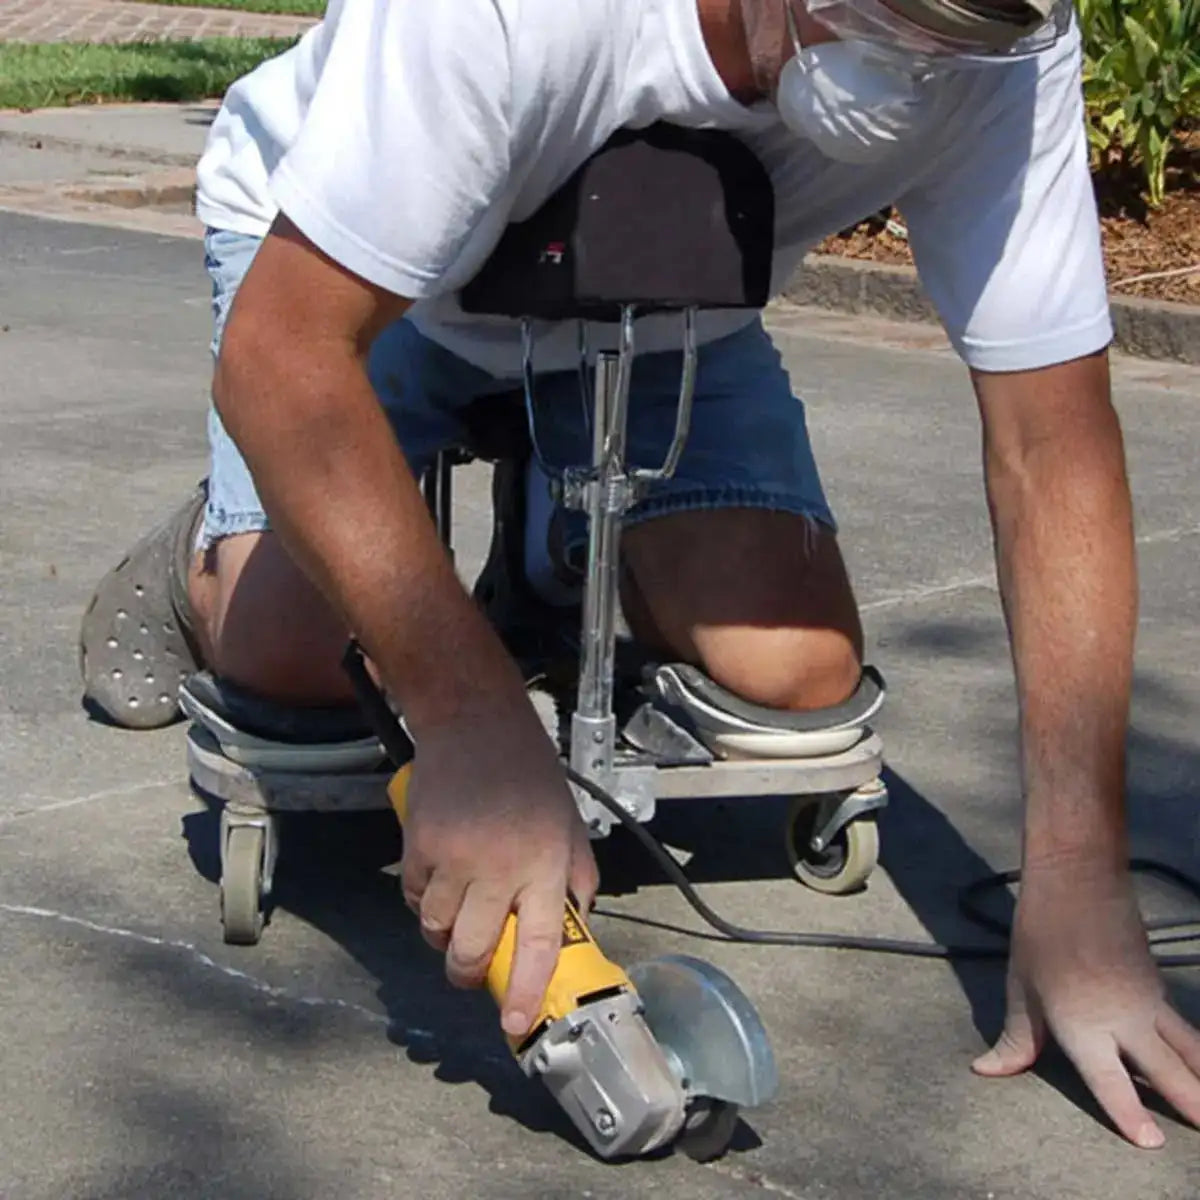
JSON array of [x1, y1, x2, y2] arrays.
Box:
[[575, 350, 630, 723]]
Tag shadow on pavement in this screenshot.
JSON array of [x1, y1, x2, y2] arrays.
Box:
[[600, 761, 1200, 1139], [171, 653, 1200, 1153], [181, 799, 772, 1162], [181, 802, 600, 1154]]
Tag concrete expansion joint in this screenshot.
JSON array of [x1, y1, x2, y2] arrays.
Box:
[[703, 1161, 812, 1199], [0, 900, 505, 1070], [0, 777, 179, 825], [0, 900, 391, 1024], [855, 522, 1200, 616]]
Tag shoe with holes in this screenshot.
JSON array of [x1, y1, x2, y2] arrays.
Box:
[[79, 483, 207, 729]]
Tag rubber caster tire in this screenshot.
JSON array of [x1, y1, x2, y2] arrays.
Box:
[[677, 1098, 740, 1163], [786, 798, 879, 895], [221, 824, 265, 946]]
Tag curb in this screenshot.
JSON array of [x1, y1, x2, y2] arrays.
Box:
[[0, 167, 200, 239], [0, 127, 199, 168], [0, 100, 220, 167], [785, 254, 1200, 367]]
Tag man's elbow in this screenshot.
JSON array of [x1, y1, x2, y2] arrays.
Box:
[[976, 353, 1123, 478]]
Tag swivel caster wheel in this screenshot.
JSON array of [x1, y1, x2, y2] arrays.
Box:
[[785, 794, 880, 895], [220, 818, 272, 945]]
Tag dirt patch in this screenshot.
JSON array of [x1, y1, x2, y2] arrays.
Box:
[[818, 130, 1200, 306]]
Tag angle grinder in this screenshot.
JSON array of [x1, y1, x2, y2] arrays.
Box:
[[388, 766, 778, 1160]]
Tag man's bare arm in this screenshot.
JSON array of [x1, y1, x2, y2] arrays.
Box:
[[970, 351, 1200, 1147], [975, 351, 1135, 872], [215, 216, 598, 1035], [215, 215, 523, 730]]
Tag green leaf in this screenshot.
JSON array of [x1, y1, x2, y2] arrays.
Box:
[[1124, 17, 1161, 76]]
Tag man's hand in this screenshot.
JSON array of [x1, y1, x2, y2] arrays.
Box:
[[400, 706, 598, 1038], [973, 864, 1200, 1148]]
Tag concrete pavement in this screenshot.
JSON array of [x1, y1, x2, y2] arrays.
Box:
[[1, 210, 1199, 1198]]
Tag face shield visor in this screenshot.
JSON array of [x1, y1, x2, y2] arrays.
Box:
[[790, 0, 1071, 61]]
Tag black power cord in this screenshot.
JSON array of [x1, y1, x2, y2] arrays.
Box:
[[342, 640, 1200, 969], [565, 765, 1200, 969]]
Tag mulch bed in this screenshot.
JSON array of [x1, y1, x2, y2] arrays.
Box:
[[817, 129, 1200, 306]]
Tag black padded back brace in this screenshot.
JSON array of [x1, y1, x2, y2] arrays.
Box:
[[460, 124, 776, 322]]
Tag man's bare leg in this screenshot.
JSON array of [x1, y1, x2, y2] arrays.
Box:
[[188, 531, 357, 706], [622, 508, 862, 712], [189, 504, 861, 718]]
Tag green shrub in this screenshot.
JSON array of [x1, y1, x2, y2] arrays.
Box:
[[1079, 0, 1200, 205]]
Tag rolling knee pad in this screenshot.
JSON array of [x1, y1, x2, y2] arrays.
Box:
[[652, 664, 886, 760], [179, 671, 386, 773]]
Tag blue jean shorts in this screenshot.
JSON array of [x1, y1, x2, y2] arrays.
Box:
[[202, 228, 835, 545]]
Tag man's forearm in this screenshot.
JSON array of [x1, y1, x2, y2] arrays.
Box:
[[214, 326, 526, 734], [976, 354, 1137, 872]]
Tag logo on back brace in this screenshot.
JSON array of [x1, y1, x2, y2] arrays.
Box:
[[540, 242, 567, 266]]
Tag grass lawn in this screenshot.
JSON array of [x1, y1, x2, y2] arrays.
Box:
[[0, 39, 297, 109], [130, 0, 325, 14]]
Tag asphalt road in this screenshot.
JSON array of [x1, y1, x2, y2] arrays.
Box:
[[2, 210, 1199, 1199]]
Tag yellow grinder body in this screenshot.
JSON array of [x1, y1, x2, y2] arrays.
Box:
[[387, 765, 631, 1050]]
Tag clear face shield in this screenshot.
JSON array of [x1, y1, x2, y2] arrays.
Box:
[[769, 0, 1070, 163], [785, 0, 1071, 63]]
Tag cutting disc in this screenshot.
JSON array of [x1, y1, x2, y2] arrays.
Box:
[[627, 955, 778, 1108]]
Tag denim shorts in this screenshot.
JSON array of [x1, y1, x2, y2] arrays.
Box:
[[201, 228, 835, 545]]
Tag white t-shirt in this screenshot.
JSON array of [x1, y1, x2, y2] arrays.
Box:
[[195, 0, 1112, 376]]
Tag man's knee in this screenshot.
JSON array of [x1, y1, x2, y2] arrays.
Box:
[[188, 531, 354, 706], [697, 625, 862, 712], [622, 508, 865, 713]]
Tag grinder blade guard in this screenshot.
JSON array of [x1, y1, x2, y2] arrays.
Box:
[[630, 954, 779, 1161], [629, 955, 779, 1110], [521, 951, 779, 1162]]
